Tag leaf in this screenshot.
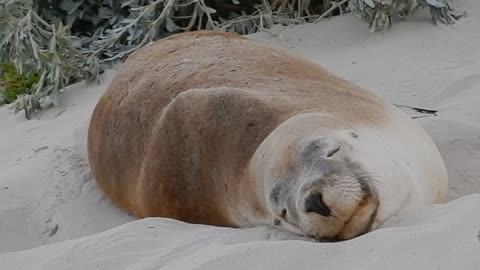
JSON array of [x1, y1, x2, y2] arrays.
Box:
[[60, 0, 85, 15], [199, 5, 217, 14], [130, 27, 144, 41], [119, 18, 137, 25], [121, 0, 140, 8], [363, 0, 375, 8], [98, 7, 114, 19], [301, 0, 311, 11], [28, 35, 42, 70], [426, 0, 447, 8], [106, 0, 114, 8], [14, 98, 24, 114], [166, 16, 181, 32]]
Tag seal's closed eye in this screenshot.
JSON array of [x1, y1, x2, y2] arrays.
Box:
[[326, 146, 341, 158]]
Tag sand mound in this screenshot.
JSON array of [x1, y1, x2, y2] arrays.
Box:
[[2, 194, 480, 270]]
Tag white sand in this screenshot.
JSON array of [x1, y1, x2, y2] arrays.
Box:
[[1, 0, 480, 268]]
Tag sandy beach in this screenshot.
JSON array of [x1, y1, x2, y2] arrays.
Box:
[[1, 0, 479, 268]]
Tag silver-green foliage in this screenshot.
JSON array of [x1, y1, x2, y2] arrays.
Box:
[[1, 0, 100, 118], [348, 0, 464, 32], [0, 0, 463, 119]]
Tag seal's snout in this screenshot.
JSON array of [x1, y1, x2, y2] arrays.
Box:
[[304, 192, 332, 217], [296, 171, 379, 241]]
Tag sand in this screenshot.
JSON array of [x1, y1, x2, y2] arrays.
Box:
[[1, 0, 480, 268]]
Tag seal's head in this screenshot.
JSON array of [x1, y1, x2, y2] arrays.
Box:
[[266, 133, 379, 241]]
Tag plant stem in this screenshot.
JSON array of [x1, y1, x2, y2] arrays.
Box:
[[313, 0, 349, 23]]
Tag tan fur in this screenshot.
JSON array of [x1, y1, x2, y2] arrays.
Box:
[[87, 31, 444, 240]]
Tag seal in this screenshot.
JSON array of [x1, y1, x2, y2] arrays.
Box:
[[87, 31, 448, 241]]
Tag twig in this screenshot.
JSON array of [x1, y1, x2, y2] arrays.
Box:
[[313, 0, 349, 23], [394, 104, 438, 114]]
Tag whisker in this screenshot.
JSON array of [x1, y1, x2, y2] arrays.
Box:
[[355, 172, 385, 188]]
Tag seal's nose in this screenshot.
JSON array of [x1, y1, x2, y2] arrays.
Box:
[[305, 192, 332, 217]]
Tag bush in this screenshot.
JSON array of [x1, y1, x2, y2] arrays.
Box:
[[0, 0, 464, 118], [0, 62, 40, 105]]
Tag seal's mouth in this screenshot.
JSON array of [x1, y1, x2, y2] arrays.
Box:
[[331, 185, 379, 241], [273, 208, 304, 236]]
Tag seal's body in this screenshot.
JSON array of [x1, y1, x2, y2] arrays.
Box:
[[87, 31, 448, 240]]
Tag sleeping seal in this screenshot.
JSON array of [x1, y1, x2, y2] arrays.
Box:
[[87, 31, 448, 241]]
